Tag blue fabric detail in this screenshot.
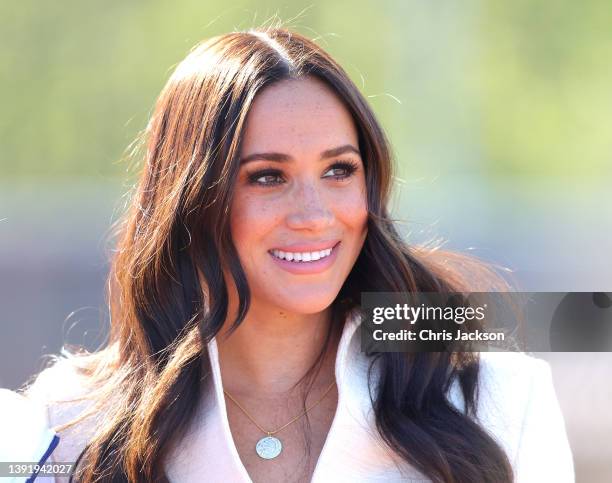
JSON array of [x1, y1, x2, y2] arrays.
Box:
[[26, 434, 60, 483]]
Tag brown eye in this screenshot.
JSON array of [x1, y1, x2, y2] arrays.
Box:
[[247, 169, 285, 186], [322, 161, 359, 180]]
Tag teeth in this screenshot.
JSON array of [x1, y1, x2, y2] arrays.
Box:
[[271, 247, 334, 262]]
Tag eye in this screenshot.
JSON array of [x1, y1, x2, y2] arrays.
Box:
[[247, 169, 284, 186], [246, 160, 360, 187], [322, 160, 359, 180]]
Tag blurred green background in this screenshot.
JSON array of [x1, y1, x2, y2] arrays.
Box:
[[1, 1, 611, 481], [1, 0, 612, 178]]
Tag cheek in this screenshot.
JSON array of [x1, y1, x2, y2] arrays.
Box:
[[229, 196, 252, 250], [333, 185, 368, 232], [229, 194, 282, 252]]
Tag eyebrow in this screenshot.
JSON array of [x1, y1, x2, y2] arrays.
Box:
[[239, 144, 361, 165]]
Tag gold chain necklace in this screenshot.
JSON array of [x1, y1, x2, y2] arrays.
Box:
[[223, 380, 337, 460]]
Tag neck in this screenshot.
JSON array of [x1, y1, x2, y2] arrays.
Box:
[[216, 301, 340, 399]]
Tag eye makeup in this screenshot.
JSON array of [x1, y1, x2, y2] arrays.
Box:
[[245, 160, 360, 187]]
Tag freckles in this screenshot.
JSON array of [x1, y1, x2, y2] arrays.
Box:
[[333, 187, 366, 209], [232, 194, 286, 241], [229, 206, 248, 236], [333, 190, 368, 228], [233, 195, 262, 222]]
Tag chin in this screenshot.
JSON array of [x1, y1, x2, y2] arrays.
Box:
[[270, 291, 338, 315], [281, 300, 335, 315]]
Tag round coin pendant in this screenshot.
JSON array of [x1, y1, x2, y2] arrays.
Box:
[[255, 435, 282, 459]]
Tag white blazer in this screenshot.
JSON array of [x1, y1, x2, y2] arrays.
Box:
[[1, 309, 575, 482]]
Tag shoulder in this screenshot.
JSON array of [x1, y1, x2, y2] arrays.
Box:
[[22, 356, 101, 463], [448, 351, 550, 412], [25, 356, 93, 406], [477, 351, 550, 408], [456, 352, 575, 482], [471, 352, 555, 438], [0, 388, 59, 479]]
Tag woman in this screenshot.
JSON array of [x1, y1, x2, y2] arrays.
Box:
[[1, 28, 573, 482]]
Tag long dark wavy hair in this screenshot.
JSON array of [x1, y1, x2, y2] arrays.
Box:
[[39, 27, 515, 482]]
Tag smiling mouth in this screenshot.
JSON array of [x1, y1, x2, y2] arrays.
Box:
[[268, 242, 340, 263]]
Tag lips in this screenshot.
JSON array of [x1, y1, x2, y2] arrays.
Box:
[[269, 240, 340, 253], [268, 240, 340, 262], [268, 241, 341, 274], [270, 246, 333, 262]]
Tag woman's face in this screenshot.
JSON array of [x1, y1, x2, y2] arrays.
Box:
[[229, 76, 368, 315]]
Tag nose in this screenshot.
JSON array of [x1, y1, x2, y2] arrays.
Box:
[[286, 180, 334, 230]]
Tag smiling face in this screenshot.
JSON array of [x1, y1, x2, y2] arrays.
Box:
[[228, 76, 368, 316]]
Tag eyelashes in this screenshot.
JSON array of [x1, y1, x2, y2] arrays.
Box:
[[246, 160, 360, 187]]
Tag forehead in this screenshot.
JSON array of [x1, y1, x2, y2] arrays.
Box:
[[239, 76, 359, 156]]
